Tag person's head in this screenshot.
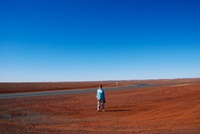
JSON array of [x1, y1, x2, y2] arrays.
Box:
[[99, 85, 103, 89]]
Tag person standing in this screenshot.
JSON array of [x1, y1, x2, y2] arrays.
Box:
[[96, 85, 106, 112]]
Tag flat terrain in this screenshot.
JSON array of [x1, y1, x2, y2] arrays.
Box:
[[1, 78, 199, 94], [0, 79, 200, 133]]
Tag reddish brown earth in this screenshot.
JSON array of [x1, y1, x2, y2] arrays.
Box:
[[0, 79, 200, 133], [0, 78, 199, 94]]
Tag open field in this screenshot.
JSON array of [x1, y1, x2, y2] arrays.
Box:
[[0, 79, 200, 133], [1, 78, 200, 94]]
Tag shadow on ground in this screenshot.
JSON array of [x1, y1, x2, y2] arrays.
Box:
[[106, 109, 131, 112]]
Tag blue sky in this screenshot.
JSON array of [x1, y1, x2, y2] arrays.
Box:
[[0, 0, 200, 82]]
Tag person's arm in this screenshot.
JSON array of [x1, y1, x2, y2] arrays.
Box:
[[103, 90, 106, 103], [96, 90, 98, 99]]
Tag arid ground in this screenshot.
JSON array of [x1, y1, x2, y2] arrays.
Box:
[[0, 79, 200, 133]]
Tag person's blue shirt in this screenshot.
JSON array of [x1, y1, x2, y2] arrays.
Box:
[[96, 88, 105, 100]]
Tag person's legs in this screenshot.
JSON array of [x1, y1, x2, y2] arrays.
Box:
[[102, 102, 105, 112], [97, 100, 100, 111], [97, 99, 105, 112]]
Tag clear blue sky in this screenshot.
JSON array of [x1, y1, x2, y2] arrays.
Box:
[[0, 0, 200, 82]]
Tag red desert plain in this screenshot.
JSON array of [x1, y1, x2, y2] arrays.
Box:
[[0, 78, 200, 133]]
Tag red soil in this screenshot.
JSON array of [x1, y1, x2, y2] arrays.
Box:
[[0, 81, 199, 133], [0, 78, 199, 94]]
